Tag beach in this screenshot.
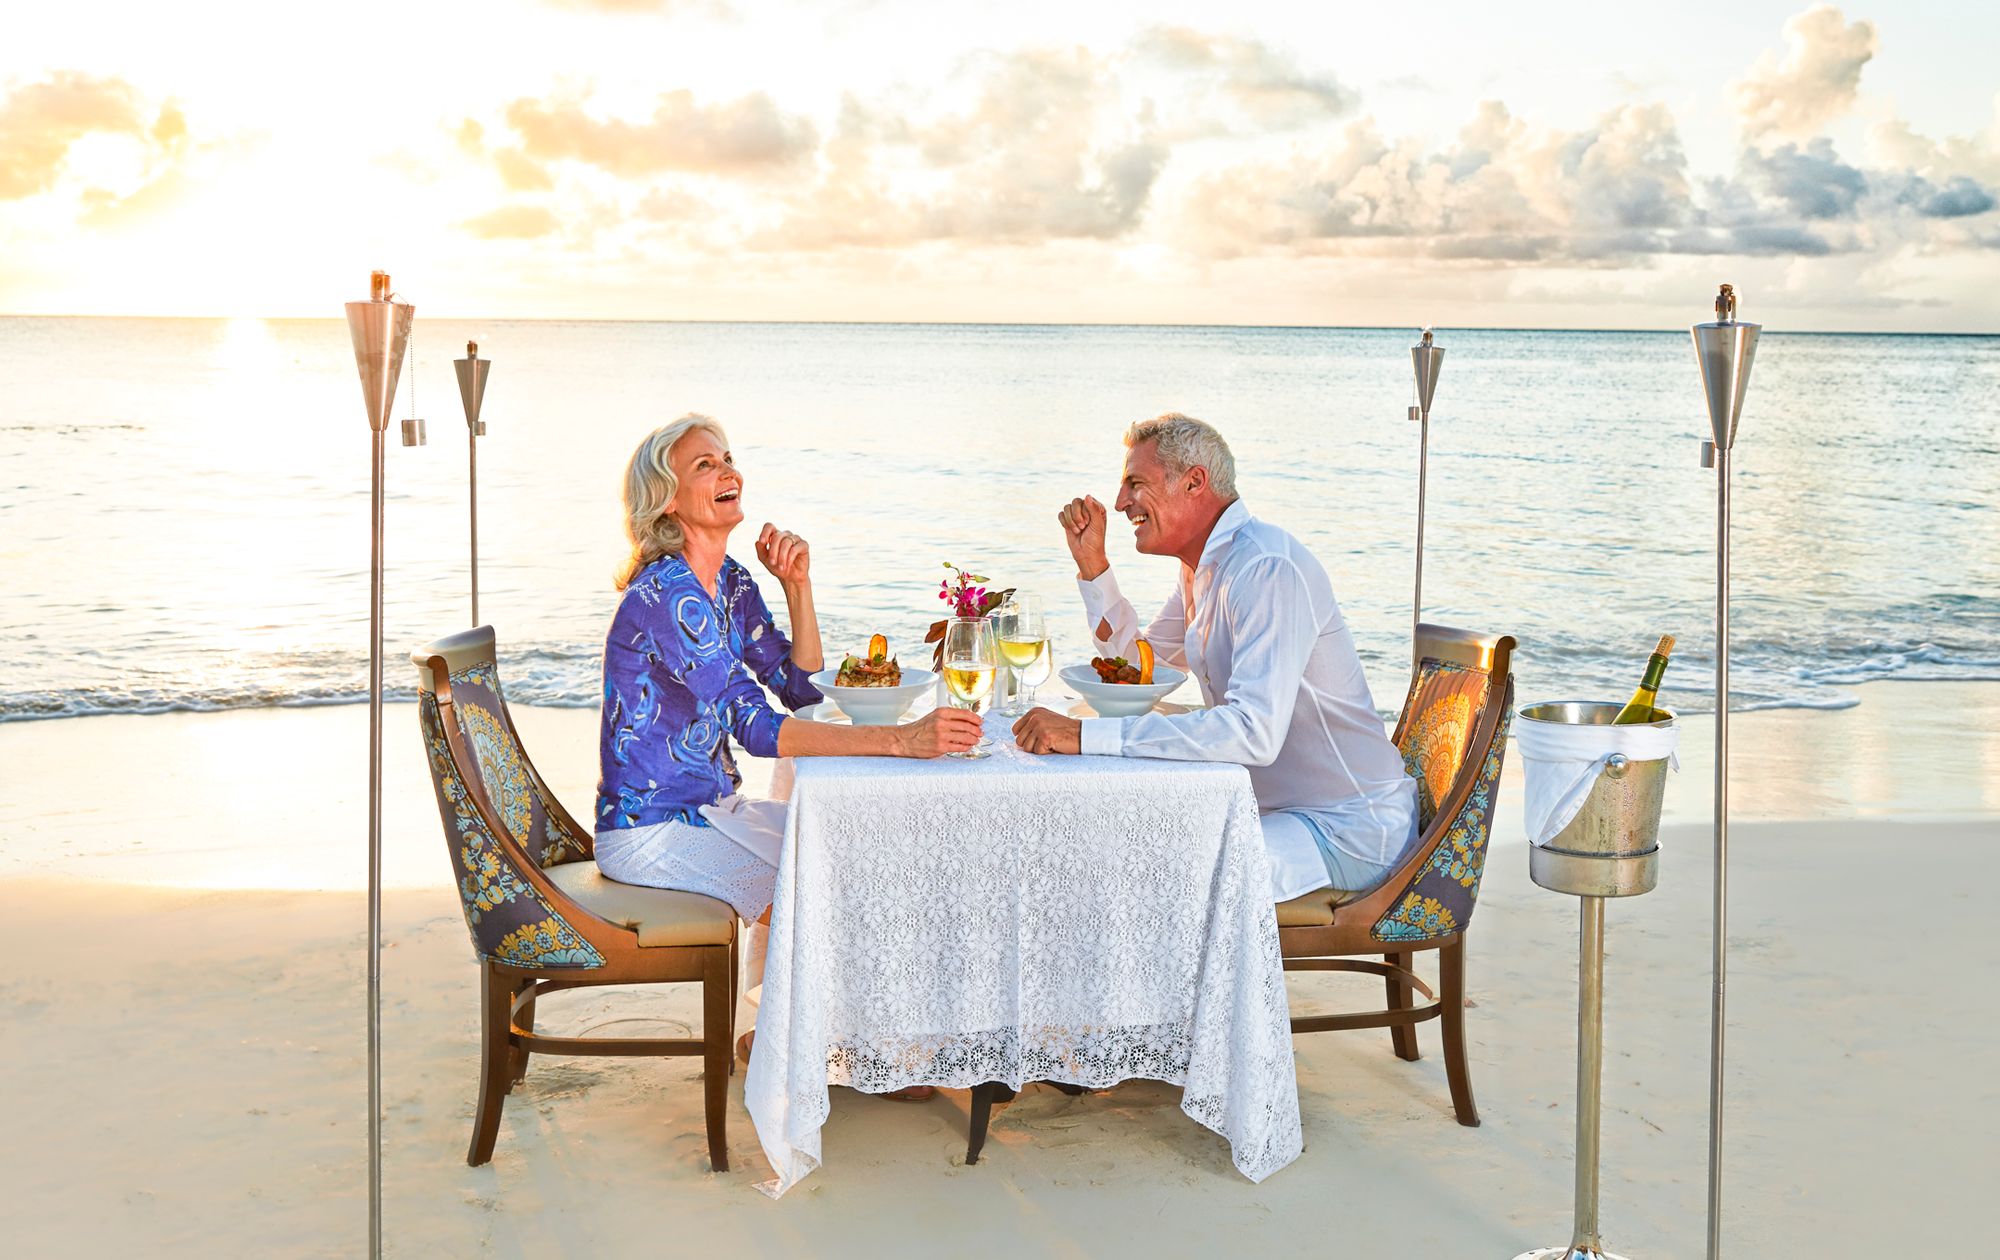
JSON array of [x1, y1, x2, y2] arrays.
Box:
[[4, 681, 1995, 1256]]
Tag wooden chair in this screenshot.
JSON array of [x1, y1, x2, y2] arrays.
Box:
[[411, 626, 740, 1170], [1273, 622, 1515, 1127]]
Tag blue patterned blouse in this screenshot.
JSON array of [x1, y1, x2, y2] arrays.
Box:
[[595, 553, 822, 833]]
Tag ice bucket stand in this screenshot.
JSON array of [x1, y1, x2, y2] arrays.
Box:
[[1513, 701, 1675, 1260]]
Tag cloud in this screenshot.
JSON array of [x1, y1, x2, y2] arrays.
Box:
[[461, 205, 561, 239], [1133, 26, 1356, 129], [0, 72, 172, 199], [758, 47, 1167, 248], [1901, 175, 1997, 218], [1740, 139, 1867, 219], [1734, 5, 1876, 140], [501, 89, 816, 176], [1179, 100, 1700, 263], [493, 148, 554, 191]]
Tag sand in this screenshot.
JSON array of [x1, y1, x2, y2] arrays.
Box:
[[3, 682, 1997, 1255]]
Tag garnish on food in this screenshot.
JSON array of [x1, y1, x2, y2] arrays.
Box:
[[837, 636, 903, 687], [1091, 639, 1157, 685]]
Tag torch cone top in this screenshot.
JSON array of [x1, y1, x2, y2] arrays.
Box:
[[1691, 283, 1760, 452], [344, 272, 413, 434], [1411, 327, 1443, 417], [455, 341, 490, 430]]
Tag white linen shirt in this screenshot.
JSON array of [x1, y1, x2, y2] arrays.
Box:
[[1077, 500, 1418, 900]]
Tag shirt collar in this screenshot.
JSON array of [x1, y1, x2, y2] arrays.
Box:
[[1197, 499, 1252, 570]]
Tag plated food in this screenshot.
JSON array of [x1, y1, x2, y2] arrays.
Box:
[[811, 636, 935, 726], [837, 634, 902, 688], [1089, 639, 1155, 685]]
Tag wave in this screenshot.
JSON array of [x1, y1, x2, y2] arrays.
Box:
[[6, 628, 2000, 722]]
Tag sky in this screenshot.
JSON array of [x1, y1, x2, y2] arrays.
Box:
[[3, 0, 1999, 329]]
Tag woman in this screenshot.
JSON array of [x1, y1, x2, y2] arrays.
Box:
[[595, 416, 979, 1090], [596, 413, 980, 911]]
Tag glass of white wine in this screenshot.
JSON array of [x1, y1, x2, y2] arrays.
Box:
[[994, 594, 1048, 716], [942, 616, 998, 758]]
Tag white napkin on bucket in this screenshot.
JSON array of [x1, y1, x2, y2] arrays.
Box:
[[1516, 713, 1680, 848]]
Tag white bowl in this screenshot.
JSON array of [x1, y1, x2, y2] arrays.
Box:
[[1059, 662, 1187, 719], [808, 666, 936, 726]]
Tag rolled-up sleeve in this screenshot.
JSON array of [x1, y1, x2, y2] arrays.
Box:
[[1078, 567, 1188, 668], [688, 653, 787, 758], [1094, 555, 1315, 767]]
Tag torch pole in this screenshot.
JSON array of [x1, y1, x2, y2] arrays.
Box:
[[346, 271, 416, 1260], [1409, 328, 1443, 646], [1688, 282, 1754, 1260], [1706, 448, 1730, 1260], [468, 416, 479, 626], [367, 425, 385, 1259], [1414, 408, 1429, 647]]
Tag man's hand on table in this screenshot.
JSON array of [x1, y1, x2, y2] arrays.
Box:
[[1012, 707, 1082, 755], [1057, 495, 1110, 582]]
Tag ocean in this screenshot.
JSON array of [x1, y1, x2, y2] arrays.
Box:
[[2, 317, 1996, 723]]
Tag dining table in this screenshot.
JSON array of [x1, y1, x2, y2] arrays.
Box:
[[740, 694, 1304, 1197]]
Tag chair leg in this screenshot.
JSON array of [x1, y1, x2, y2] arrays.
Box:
[[468, 965, 513, 1166], [1385, 950, 1421, 1062], [966, 1082, 1016, 1165], [509, 977, 536, 1088], [727, 928, 740, 1078], [1439, 936, 1479, 1127], [702, 947, 731, 1172]]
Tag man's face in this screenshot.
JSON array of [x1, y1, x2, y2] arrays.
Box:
[[1113, 439, 1201, 557]]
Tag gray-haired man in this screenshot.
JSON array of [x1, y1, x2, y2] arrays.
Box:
[[1013, 412, 1420, 902]]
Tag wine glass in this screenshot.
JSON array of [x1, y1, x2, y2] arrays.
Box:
[[994, 594, 1048, 716], [941, 616, 998, 758]]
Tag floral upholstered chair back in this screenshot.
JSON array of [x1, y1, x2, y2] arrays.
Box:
[[412, 627, 604, 971], [1372, 629, 1516, 944]]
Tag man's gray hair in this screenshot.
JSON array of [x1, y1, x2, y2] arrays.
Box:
[[1124, 412, 1238, 500]]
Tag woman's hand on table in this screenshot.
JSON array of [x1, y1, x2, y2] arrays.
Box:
[[893, 708, 985, 758], [1013, 707, 1082, 755], [755, 523, 812, 589]]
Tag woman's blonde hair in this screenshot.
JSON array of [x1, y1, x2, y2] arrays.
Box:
[[615, 413, 732, 590]]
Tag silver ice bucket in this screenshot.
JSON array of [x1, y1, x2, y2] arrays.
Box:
[[1518, 701, 1674, 898]]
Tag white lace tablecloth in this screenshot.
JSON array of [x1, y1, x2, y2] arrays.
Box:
[[743, 711, 1303, 1196]]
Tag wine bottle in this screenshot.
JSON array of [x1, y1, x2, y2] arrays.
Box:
[[1613, 635, 1675, 724]]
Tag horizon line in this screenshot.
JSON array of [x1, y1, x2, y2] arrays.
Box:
[[2, 312, 1996, 337]]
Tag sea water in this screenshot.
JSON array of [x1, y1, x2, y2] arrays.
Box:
[[1, 317, 1995, 721]]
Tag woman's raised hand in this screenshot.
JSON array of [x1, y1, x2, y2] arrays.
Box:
[[894, 707, 984, 758], [755, 523, 811, 587]]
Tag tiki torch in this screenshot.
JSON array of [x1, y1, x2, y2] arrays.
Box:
[[344, 269, 420, 1260], [1410, 328, 1444, 646], [454, 340, 490, 625], [1691, 283, 1758, 1260]]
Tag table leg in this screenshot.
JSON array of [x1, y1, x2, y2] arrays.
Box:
[[966, 1081, 1017, 1164]]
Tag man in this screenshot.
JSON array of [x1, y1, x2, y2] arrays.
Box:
[[1012, 412, 1419, 903]]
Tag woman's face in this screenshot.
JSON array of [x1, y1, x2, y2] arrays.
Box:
[[663, 429, 744, 537]]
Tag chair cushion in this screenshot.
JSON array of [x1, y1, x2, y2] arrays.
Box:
[[543, 861, 737, 948], [1274, 886, 1363, 928]]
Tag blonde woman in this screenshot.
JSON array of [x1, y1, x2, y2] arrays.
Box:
[[596, 417, 979, 1090], [597, 414, 979, 907]]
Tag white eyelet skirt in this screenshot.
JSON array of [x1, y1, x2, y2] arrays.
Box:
[[593, 795, 789, 922]]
